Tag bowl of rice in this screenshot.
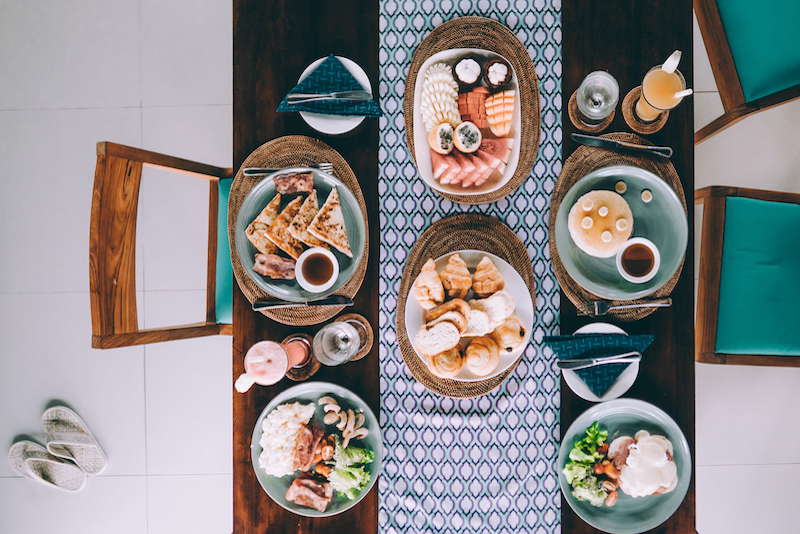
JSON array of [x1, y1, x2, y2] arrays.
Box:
[[250, 382, 382, 517]]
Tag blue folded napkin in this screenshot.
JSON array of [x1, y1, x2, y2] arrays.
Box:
[[544, 333, 654, 397], [277, 54, 383, 118]]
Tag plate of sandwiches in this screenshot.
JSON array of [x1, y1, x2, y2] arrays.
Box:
[[411, 49, 520, 196], [234, 167, 366, 301], [405, 250, 534, 381]]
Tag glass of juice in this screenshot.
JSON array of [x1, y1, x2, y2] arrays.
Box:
[[234, 339, 312, 392], [635, 66, 687, 122]]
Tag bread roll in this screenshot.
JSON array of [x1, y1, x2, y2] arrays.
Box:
[[427, 346, 464, 378], [492, 317, 526, 352], [414, 321, 460, 358], [413, 259, 445, 310], [439, 254, 472, 299], [465, 336, 500, 376], [471, 256, 505, 297]]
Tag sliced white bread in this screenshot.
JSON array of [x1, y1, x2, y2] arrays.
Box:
[[415, 321, 461, 358], [462, 308, 493, 337]]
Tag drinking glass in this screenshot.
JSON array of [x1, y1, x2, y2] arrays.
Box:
[[313, 320, 361, 366], [576, 71, 619, 124], [234, 339, 312, 392], [635, 66, 687, 122]]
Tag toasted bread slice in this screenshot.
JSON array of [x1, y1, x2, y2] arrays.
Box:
[[308, 188, 352, 258], [287, 190, 329, 250], [265, 196, 305, 259], [245, 194, 281, 255]]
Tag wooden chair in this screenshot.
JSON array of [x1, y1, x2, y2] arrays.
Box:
[[90, 141, 234, 349], [694, 0, 800, 143], [695, 186, 800, 366]]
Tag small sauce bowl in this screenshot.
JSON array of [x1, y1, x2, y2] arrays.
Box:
[[616, 237, 660, 284], [295, 247, 339, 293]]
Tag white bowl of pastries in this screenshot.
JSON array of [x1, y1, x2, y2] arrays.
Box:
[[405, 250, 535, 382]]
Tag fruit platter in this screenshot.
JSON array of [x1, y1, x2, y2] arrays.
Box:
[[411, 48, 521, 196]]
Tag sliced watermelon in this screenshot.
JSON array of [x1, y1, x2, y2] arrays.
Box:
[[429, 148, 451, 181], [450, 151, 476, 186]]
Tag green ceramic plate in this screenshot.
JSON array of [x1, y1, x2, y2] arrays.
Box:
[[250, 382, 382, 518], [235, 167, 366, 302], [558, 399, 692, 534], [554, 165, 688, 300]]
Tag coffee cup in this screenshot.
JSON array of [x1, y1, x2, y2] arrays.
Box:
[[616, 237, 660, 284], [295, 247, 339, 293]]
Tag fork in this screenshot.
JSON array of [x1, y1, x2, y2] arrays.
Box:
[[578, 297, 672, 316], [243, 162, 334, 177]]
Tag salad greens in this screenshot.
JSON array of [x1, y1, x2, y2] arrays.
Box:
[[328, 436, 375, 499], [563, 422, 609, 507]]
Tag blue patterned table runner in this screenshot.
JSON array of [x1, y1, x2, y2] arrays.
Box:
[[378, 2, 562, 533]]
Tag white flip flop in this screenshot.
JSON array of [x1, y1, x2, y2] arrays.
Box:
[[43, 406, 107, 476], [8, 440, 86, 492]]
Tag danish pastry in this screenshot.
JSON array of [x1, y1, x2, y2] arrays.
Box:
[[427, 346, 464, 378], [413, 259, 445, 310], [439, 254, 472, 299], [492, 317, 526, 352], [471, 256, 505, 297], [465, 336, 500, 376]]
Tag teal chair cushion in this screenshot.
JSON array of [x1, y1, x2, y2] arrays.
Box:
[[715, 197, 800, 355], [215, 178, 233, 325], [716, 0, 800, 102]]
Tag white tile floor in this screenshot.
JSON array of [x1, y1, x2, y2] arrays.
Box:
[[1, 3, 798, 533]]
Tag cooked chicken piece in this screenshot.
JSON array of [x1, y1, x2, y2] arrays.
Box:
[[292, 425, 325, 472], [274, 172, 314, 195], [253, 253, 296, 279], [285, 478, 333, 512]]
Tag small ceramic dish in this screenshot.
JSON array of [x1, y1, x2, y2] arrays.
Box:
[[295, 247, 339, 293]]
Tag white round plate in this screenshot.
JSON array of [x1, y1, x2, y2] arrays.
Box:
[[405, 250, 534, 382], [412, 48, 521, 196], [561, 323, 639, 402], [297, 56, 371, 136]]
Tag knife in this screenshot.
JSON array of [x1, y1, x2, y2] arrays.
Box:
[[252, 295, 354, 311], [572, 133, 673, 158], [557, 350, 642, 371], [286, 90, 373, 103]]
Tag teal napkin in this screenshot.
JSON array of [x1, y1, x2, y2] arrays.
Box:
[[544, 333, 654, 397], [277, 54, 382, 118]]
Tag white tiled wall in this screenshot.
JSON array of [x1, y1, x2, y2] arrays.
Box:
[[2, 3, 798, 533]]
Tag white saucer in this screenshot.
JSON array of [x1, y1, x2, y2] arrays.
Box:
[[297, 56, 372, 136], [561, 322, 639, 403]]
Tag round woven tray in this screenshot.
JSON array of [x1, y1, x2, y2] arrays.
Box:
[[228, 135, 369, 326], [404, 16, 540, 205], [396, 213, 536, 398], [550, 132, 686, 321], [568, 90, 615, 133], [622, 86, 669, 135]]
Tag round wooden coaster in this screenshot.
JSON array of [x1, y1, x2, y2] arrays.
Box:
[[335, 313, 373, 362], [404, 16, 540, 205], [549, 132, 686, 321], [283, 334, 320, 381], [622, 86, 669, 135], [227, 135, 369, 326], [568, 90, 615, 133], [396, 213, 536, 398]]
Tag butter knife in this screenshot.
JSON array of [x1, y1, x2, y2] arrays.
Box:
[[286, 90, 373, 103], [557, 350, 642, 371], [572, 133, 673, 158], [252, 295, 354, 311]]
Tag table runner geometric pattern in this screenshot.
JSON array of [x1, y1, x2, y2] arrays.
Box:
[[378, 2, 562, 533]]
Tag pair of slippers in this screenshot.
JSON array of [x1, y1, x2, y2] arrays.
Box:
[[8, 406, 107, 492]]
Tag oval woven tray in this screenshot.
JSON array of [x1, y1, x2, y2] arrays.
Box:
[[404, 16, 540, 205], [396, 213, 536, 398], [549, 132, 687, 321], [228, 136, 369, 326]]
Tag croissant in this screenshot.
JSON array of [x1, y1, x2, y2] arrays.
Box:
[[427, 346, 464, 378], [471, 256, 505, 297], [465, 336, 500, 377], [439, 254, 472, 299], [413, 259, 445, 310]]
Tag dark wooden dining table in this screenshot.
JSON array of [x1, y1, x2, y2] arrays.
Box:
[[231, 1, 694, 533]]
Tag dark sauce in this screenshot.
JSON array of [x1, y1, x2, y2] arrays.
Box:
[[621, 243, 655, 277], [302, 253, 334, 285]]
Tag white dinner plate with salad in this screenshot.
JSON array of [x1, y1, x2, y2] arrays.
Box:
[[250, 382, 383, 517]]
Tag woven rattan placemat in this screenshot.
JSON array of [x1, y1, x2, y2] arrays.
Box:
[[228, 135, 368, 326], [568, 89, 615, 133], [549, 132, 687, 321], [622, 86, 669, 135], [396, 213, 536, 398], [403, 16, 540, 205]]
